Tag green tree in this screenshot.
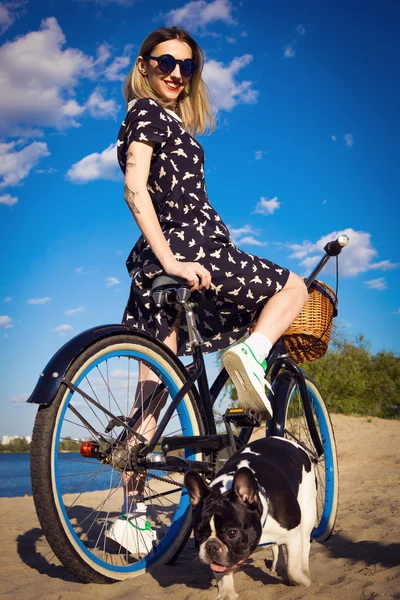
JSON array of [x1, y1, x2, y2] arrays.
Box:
[[0, 437, 31, 453], [304, 328, 399, 418], [215, 328, 399, 419], [59, 437, 82, 452]]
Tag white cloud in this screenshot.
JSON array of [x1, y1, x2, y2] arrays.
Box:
[[226, 36, 236, 44], [103, 44, 133, 81], [203, 55, 258, 111], [0, 4, 14, 35], [9, 393, 29, 403], [75, 266, 98, 274], [331, 135, 336, 142], [0, 17, 125, 135], [253, 196, 280, 215], [365, 278, 387, 290], [284, 45, 295, 58], [86, 86, 119, 119], [66, 143, 119, 183], [344, 133, 354, 148], [237, 236, 266, 247], [26, 297, 51, 304], [0, 140, 50, 188], [0, 18, 92, 132], [229, 225, 267, 247], [288, 228, 399, 277], [35, 167, 57, 175], [297, 24, 306, 35], [64, 306, 85, 315], [0, 315, 12, 328], [106, 277, 120, 287], [254, 150, 263, 160], [0, 193, 18, 206], [165, 0, 236, 31], [3, 296, 12, 302], [0, 1, 26, 35], [54, 324, 73, 336]]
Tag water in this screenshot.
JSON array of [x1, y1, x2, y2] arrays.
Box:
[[0, 452, 117, 498], [0, 453, 162, 498], [0, 453, 33, 497]]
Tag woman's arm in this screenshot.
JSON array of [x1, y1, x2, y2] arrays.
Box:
[[124, 140, 211, 290]]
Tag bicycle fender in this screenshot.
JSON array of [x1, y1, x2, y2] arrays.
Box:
[[26, 324, 188, 406]]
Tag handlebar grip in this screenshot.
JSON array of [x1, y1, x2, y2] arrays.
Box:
[[324, 234, 349, 256]]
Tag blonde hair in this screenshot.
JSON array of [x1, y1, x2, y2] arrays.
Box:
[[123, 27, 215, 136]]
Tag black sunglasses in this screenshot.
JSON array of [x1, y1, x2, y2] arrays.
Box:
[[144, 54, 198, 78]]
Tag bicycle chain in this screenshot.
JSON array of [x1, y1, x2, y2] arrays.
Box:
[[115, 444, 216, 489], [148, 470, 185, 488]]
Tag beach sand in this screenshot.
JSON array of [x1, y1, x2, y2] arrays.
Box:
[[0, 414, 399, 600]]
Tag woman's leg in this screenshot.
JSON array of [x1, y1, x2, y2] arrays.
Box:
[[122, 319, 180, 503], [253, 272, 308, 344], [222, 272, 308, 416]]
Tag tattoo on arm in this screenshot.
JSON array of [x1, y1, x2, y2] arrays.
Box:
[[124, 184, 140, 214], [126, 152, 136, 169]]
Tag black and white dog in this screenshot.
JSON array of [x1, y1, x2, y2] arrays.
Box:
[[184, 437, 317, 600]]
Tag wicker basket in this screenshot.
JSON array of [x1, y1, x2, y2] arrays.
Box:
[[283, 280, 337, 364]]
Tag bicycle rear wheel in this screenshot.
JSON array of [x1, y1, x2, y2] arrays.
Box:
[[31, 333, 204, 582], [281, 374, 338, 542]]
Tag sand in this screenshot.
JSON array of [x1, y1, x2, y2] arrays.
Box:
[[0, 414, 399, 600]]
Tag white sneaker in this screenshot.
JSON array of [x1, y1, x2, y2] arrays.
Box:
[[223, 342, 273, 419], [106, 503, 157, 555]]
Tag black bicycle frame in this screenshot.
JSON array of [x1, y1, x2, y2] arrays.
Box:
[[63, 238, 346, 467]]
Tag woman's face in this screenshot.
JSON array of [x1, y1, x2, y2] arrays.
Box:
[[138, 39, 193, 107]]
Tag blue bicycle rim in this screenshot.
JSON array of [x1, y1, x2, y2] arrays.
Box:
[[54, 349, 195, 574], [288, 382, 335, 539]]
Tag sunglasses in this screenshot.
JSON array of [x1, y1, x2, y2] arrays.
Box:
[[144, 54, 198, 78]]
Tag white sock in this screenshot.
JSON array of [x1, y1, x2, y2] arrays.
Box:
[[246, 332, 273, 364], [122, 495, 146, 515]]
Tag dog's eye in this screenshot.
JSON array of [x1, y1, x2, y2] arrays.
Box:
[[226, 529, 239, 540]]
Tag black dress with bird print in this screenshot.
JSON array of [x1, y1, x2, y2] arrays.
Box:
[[117, 97, 290, 355]]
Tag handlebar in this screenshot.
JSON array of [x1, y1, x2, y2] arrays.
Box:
[[305, 233, 349, 288], [324, 234, 350, 257]]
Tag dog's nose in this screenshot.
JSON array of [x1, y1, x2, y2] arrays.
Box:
[[205, 540, 221, 556]]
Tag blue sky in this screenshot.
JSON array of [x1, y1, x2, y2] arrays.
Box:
[[0, 0, 399, 438]]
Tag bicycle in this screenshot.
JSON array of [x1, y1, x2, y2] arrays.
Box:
[[28, 234, 349, 583]]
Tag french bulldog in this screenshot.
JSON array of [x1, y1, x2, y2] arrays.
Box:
[[184, 436, 317, 600]]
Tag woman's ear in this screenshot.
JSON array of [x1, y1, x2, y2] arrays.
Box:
[[137, 56, 147, 76]]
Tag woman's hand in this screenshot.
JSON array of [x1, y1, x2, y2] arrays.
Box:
[[163, 259, 212, 291]]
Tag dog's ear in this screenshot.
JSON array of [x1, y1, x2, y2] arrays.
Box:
[[232, 467, 259, 507], [184, 470, 210, 508]]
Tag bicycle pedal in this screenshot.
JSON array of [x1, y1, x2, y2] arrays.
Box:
[[224, 407, 262, 428]]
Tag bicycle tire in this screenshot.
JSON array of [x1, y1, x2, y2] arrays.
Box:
[[31, 333, 204, 583], [279, 374, 339, 542]]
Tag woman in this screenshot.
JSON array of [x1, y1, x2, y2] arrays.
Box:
[[110, 26, 307, 550]]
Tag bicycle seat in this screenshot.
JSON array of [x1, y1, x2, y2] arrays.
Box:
[[151, 275, 191, 308], [151, 275, 189, 291]]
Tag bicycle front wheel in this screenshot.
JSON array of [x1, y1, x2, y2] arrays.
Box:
[[282, 374, 338, 542], [30, 333, 204, 582]]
